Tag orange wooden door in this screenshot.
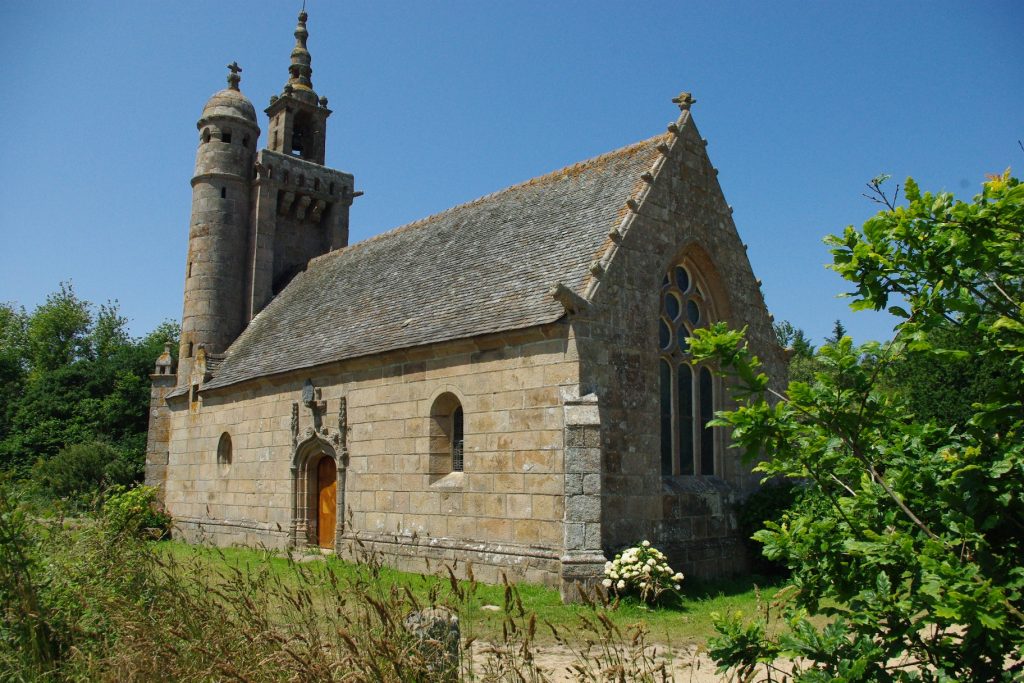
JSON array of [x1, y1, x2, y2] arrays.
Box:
[[317, 457, 337, 548]]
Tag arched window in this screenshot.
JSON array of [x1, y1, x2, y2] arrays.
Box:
[[658, 261, 717, 476], [202, 128, 211, 143], [291, 110, 314, 157], [222, 129, 232, 144], [217, 432, 232, 474], [429, 392, 464, 480]]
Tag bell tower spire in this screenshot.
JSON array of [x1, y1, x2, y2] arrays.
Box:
[[265, 9, 331, 165], [287, 10, 314, 92]]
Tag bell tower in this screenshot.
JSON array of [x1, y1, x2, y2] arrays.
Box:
[[245, 9, 357, 319], [265, 11, 330, 164]]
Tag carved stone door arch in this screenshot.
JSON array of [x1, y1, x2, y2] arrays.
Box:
[[291, 435, 344, 548]]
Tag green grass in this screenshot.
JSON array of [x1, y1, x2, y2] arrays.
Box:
[[159, 541, 785, 646]]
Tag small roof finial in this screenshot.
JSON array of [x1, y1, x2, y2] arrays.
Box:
[[226, 61, 242, 91], [672, 91, 697, 111]]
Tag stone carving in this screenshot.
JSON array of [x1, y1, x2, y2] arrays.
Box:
[[295, 195, 312, 221], [549, 281, 589, 315], [309, 199, 326, 223], [279, 191, 295, 216], [290, 402, 299, 447], [302, 379, 327, 433], [338, 396, 348, 453]]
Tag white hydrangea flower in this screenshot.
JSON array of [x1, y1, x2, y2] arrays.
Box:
[[602, 578, 612, 588]]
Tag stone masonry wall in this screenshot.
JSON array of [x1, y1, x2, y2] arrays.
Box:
[[164, 322, 577, 586], [575, 111, 786, 579]]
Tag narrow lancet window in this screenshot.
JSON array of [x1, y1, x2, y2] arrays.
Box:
[[452, 406, 464, 472]]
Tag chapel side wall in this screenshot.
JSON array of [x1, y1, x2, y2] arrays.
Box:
[[577, 116, 786, 578], [162, 323, 576, 585]]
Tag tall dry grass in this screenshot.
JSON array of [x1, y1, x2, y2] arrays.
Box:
[[1, 487, 687, 682]]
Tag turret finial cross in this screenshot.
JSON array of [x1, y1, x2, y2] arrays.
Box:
[[226, 61, 243, 90]]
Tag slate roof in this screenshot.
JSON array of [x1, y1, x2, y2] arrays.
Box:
[[203, 133, 670, 390]]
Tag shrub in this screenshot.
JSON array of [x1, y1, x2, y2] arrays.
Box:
[[33, 441, 139, 508], [602, 541, 684, 604], [102, 484, 170, 537], [0, 478, 61, 675]]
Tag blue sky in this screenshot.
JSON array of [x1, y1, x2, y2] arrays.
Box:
[[0, 1, 1021, 345]]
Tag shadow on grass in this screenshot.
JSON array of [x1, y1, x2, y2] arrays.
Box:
[[680, 573, 787, 602]]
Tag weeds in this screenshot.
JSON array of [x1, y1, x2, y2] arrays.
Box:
[[1, 483, 772, 681]]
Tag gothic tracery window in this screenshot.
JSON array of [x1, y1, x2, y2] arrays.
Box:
[[659, 261, 717, 476]]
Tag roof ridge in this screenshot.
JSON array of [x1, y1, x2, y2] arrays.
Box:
[[310, 132, 672, 266]]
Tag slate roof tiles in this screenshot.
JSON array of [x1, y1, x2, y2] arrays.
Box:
[[204, 132, 670, 390]]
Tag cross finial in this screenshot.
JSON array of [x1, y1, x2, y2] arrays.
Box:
[[672, 91, 696, 111], [226, 61, 242, 90]]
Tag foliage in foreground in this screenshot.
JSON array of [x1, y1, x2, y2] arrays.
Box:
[[1, 485, 698, 682], [693, 172, 1024, 680]]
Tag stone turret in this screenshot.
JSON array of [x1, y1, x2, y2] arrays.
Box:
[[178, 63, 260, 384], [145, 343, 176, 490]]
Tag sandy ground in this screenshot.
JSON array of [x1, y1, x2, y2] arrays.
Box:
[[466, 641, 734, 682]]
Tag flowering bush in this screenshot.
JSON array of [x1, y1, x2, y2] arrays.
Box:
[[602, 541, 684, 603], [102, 485, 171, 537]]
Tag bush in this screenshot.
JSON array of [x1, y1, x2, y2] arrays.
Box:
[[0, 479, 61, 675], [693, 172, 1024, 680], [602, 541, 684, 604], [102, 485, 170, 537], [33, 441, 139, 508]]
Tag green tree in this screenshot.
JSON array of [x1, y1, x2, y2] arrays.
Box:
[[773, 320, 818, 384], [882, 321, 1003, 427], [0, 304, 29, 443], [824, 318, 848, 345], [0, 284, 178, 493], [696, 171, 1024, 681], [773, 320, 815, 358], [25, 283, 92, 374]]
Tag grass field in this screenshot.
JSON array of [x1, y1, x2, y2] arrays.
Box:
[[3, 499, 792, 680], [160, 540, 784, 647]]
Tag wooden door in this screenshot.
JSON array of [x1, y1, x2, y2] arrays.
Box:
[[317, 456, 337, 548]]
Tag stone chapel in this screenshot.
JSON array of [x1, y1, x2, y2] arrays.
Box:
[[145, 10, 784, 599]]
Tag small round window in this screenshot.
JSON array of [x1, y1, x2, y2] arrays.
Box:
[[217, 432, 232, 474]]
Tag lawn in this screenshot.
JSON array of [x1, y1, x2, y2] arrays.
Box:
[[159, 540, 785, 647]]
